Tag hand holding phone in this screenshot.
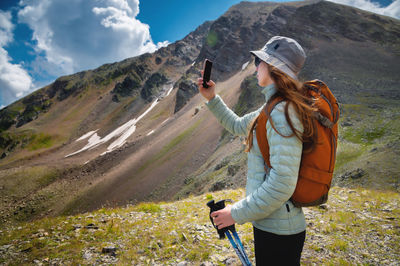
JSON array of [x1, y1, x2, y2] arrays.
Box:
[[198, 59, 216, 101], [202, 59, 213, 88]]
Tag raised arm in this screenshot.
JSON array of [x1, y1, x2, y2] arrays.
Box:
[[198, 76, 263, 136], [206, 95, 263, 136]]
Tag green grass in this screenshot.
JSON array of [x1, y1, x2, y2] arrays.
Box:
[[27, 133, 54, 150], [342, 123, 388, 145], [136, 202, 162, 213]]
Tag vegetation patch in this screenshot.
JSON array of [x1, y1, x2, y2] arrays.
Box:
[[342, 123, 388, 145], [27, 133, 55, 151], [0, 166, 60, 198], [136, 202, 162, 213]]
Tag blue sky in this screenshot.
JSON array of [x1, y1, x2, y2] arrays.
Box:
[[0, 0, 398, 109]]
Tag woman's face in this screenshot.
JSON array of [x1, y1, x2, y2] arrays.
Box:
[[256, 61, 274, 87]]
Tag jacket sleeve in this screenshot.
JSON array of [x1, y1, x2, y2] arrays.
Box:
[[230, 103, 304, 224], [206, 95, 264, 136]]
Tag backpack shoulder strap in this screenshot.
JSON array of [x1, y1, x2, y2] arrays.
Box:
[[256, 95, 284, 169]]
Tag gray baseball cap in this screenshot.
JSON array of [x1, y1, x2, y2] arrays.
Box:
[[250, 36, 306, 79]]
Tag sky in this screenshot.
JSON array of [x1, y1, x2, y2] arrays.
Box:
[[0, 0, 398, 109]]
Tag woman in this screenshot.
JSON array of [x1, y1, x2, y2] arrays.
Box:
[[198, 36, 317, 265]]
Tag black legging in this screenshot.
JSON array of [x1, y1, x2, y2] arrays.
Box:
[[253, 227, 306, 265]]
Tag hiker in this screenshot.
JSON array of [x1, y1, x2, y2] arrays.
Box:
[[198, 36, 315, 265]]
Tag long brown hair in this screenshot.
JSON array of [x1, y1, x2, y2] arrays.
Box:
[[245, 65, 318, 153]]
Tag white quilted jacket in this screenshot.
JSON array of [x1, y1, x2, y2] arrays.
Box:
[[206, 83, 306, 235]]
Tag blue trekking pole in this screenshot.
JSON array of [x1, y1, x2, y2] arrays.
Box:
[[207, 200, 252, 266]]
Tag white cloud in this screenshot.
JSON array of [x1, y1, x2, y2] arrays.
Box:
[[327, 0, 400, 19], [17, 0, 169, 78], [0, 10, 33, 107], [0, 10, 14, 46]]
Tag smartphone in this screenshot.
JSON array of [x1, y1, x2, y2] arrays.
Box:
[[202, 59, 213, 88]]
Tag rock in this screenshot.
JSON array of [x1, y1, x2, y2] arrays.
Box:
[[141, 72, 168, 102], [174, 78, 198, 113], [155, 57, 162, 65], [21, 246, 33, 253], [0, 244, 13, 252], [112, 94, 120, 102], [227, 165, 240, 176], [210, 181, 226, 191], [341, 121, 353, 127], [137, 249, 145, 254], [193, 235, 203, 243], [370, 147, 378, 152], [340, 168, 366, 180], [102, 246, 118, 256], [224, 257, 237, 265], [214, 158, 229, 171], [169, 230, 178, 237], [72, 225, 82, 230], [33, 259, 42, 265], [177, 261, 189, 266], [84, 223, 98, 230], [112, 74, 141, 98], [181, 233, 188, 242], [319, 204, 328, 210]]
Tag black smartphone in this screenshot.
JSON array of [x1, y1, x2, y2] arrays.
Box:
[[202, 59, 213, 88]]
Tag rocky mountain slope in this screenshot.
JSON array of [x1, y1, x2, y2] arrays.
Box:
[[0, 0, 399, 229]]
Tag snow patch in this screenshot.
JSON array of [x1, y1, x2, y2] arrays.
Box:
[[165, 86, 174, 97], [65, 99, 159, 158], [76, 130, 98, 142], [146, 130, 155, 136], [242, 61, 249, 70]]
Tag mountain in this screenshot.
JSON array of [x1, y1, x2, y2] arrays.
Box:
[[0, 0, 399, 225]]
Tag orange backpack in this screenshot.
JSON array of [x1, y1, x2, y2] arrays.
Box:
[[255, 80, 339, 207]]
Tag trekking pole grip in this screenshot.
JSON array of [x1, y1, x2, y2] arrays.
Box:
[[207, 199, 236, 239]]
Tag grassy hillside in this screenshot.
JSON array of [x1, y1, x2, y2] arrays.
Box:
[[0, 187, 398, 265]]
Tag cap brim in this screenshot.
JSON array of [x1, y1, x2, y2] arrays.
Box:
[[250, 50, 297, 80]]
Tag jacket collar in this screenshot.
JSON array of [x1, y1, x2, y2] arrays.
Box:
[[261, 83, 277, 102]]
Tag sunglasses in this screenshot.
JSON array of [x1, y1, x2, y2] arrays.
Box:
[[254, 57, 262, 67]]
